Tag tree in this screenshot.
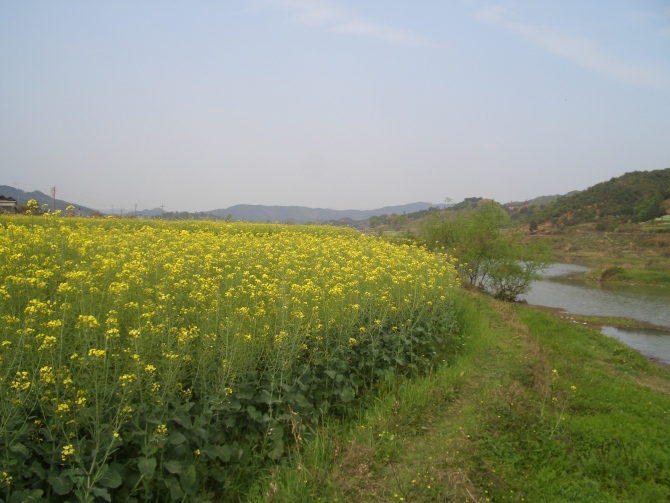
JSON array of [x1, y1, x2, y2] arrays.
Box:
[[420, 201, 549, 301]]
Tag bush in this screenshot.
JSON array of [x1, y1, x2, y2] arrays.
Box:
[[420, 202, 549, 301]]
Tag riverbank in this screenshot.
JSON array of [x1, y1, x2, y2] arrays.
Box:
[[525, 303, 670, 333], [529, 224, 670, 288], [524, 305, 670, 368], [243, 292, 670, 502]]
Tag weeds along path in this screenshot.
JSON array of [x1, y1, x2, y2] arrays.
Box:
[[324, 297, 543, 503], [253, 293, 670, 503]]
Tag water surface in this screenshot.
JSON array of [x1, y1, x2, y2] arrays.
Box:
[[601, 326, 670, 365], [520, 263, 670, 363], [521, 264, 670, 328]]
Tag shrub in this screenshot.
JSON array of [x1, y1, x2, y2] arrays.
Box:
[[420, 202, 549, 301]]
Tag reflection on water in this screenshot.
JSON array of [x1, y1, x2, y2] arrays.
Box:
[[601, 326, 670, 365], [521, 264, 670, 328], [537, 263, 591, 278], [521, 263, 670, 363]]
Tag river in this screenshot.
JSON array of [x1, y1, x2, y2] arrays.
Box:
[[520, 264, 670, 364]]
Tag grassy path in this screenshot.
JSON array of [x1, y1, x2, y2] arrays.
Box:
[[244, 293, 670, 503]]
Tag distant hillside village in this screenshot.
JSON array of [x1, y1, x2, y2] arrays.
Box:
[[0, 194, 80, 216], [0, 195, 17, 212], [0, 186, 98, 216]]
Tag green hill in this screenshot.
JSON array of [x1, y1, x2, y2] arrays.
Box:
[[510, 168, 670, 227]]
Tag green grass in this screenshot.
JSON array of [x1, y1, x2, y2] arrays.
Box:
[[245, 292, 670, 502], [600, 267, 670, 285]]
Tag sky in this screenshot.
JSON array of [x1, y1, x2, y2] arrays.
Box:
[[1, 1, 669, 213]]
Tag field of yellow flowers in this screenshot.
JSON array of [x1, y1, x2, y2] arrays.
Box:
[[0, 216, 459, 502]]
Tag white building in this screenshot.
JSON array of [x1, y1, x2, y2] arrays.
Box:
[[0, 195, 17, 212]]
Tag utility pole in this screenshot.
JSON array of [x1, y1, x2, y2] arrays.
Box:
[[51, 187, 56, 213], [134, 203, 138, 217], [160, 204, 165, 214]]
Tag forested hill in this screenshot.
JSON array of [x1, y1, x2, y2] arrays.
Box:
[[510, 168, 670, 226]]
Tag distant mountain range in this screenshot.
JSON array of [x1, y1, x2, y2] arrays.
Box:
[[143, 202, 450, 222], [205, 203, 449, 223], [5, 168, 668, 227], [0, 185, 447, 222]]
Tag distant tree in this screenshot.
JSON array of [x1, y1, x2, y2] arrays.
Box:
[[369, 215, 381, 228], [633, 195, 665, 222], [420, 201, 549, 301]]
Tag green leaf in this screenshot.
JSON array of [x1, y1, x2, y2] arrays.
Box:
[[268, 437, 284, 460], [226, 399, 242, 412], [259, 389, 282, 405], [9, 443, 30, 458], [246, 405, 261, 420], [292, 393, 311, 409], [9, 489, 44, 503], [144, 444, 159, 457], [180, 463, 196, 489], [172, 411, 192, 429], [137, 457, 156, 478], [29, 460, 47, 479], [169, 432, 186, 445], [164, 460, 182, 474], [98, 465, 122, 489], [166, 476, 184, 501], [92, 487, 112, 502], [202, 444, 233, 462], [340, 387, 355, 403], [96, 463, 109, 482], [234, 390, 253, 400], [48, 474, 73, 496]]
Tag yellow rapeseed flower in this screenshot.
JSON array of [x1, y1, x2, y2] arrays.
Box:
[[61, 444, 75, 461]]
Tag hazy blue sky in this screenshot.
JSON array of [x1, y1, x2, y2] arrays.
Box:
[[1, 1, 669, 212]]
